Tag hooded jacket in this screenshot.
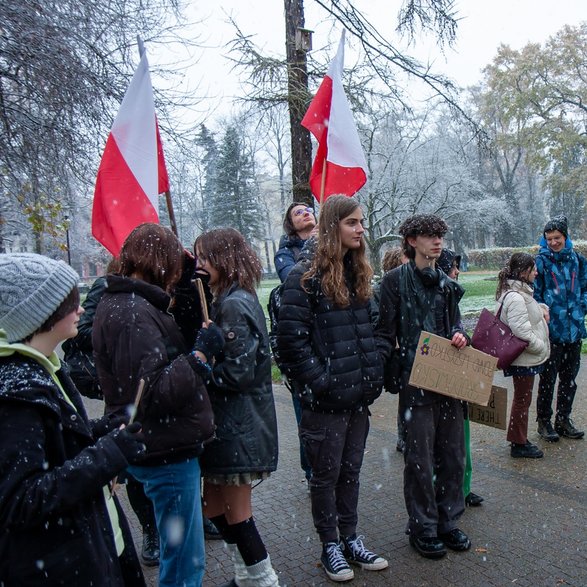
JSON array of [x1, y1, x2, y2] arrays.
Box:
[[200, 284, 278, 476], [534, 237, 587, 344], [93, 275, 214, 466], [0, 333, 143, 586]]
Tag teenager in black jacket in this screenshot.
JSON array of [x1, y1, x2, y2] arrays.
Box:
[[375, 215, 471, 560], [195, 228, 279, 587], [276, 195, 388, 582]]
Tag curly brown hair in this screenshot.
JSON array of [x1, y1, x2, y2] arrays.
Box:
[[381, 246, 405, 272], [399, 214, 448, 259], [119, 223, 183, 291], [302, 195, 373, 306], [194, 228, 262, 295]]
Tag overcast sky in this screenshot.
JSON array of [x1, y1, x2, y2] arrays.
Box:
[[176, 0, 587, 116]]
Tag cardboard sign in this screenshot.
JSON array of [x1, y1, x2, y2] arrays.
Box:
[[468, 385, 508, 430], [408, 331, 496, 406]]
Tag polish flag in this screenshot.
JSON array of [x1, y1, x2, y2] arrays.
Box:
[[92, 50, 169, 256], [301, 30, 367, 202]]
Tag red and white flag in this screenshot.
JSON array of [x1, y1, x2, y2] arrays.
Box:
[[92, 50, 169, 256], [301, 30, 367, 202]]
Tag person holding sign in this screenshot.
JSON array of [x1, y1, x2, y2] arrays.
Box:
[[437, 250, 484, 508], [375, 214, 471, 560], [495, 253, 550, 458]]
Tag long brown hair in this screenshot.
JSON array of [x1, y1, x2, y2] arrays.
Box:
[[302, 195, 373, 306], [495, 252, 536, 300], [119, 223, 183, 291], [194, 228, 262, 295]]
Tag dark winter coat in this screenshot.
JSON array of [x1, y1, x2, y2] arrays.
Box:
[[274, 234, 305, 282], [93, 275, 214, 466], [200, 284, 278, 476], [276, 258, 384, 413], [375, 261, 467, 406], [534, 237, 587, 343], [0, 354, 142, 587], [62, 276, 106, 399]]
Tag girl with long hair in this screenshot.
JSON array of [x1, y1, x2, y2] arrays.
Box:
[[276, 195, 387, 582], [495, 252, 550, 458], [194, 228, 279, 587]]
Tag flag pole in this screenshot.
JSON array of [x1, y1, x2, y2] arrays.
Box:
[[136, 36, 179, 238], [319, 157, 327, 207]]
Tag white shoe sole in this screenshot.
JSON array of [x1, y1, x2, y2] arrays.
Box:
[[324, 568, 354, 582], [350, 558, 389, 571]]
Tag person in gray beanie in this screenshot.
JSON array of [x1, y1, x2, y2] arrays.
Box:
[[0, 253, 146, 586]]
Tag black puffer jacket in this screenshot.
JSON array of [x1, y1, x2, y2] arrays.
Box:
[[93, 275, 214, 466], [200, 284, 278, 476], [0, 355, 143, 586], [276, 259, 384, 413]]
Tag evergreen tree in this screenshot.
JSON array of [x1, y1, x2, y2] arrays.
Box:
[[211, 125, 263, 242], [195, 124, 219, 231]]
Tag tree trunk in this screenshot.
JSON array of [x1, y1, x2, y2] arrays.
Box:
[[284, 0, 313, 205]]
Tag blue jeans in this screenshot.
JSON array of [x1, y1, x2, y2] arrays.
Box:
[[129, 458, 204, 587]]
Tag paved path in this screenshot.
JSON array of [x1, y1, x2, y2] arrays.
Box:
[[87, 367, 587, 587]]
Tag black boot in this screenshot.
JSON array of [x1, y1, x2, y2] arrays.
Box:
[[203, 516, 223, 540], [141, 525, 160, 567], [537, 419, 559, 442], [555, 417, 585, 439]]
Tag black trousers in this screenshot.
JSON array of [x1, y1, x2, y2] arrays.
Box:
[[537, 340, 582, 421], [403, 396, 465, 538], [300, 408, 369, 543]]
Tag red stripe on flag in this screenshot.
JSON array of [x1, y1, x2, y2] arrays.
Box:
[[92, 134, 159, 256]]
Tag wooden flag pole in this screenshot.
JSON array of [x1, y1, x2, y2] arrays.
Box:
[[110, 378, 145, 497], [319, 158, 327, 208], [194, 278, 210, 323]]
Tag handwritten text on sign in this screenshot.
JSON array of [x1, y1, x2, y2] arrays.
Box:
[[468, 385, 508, 430], [409, 332, 496, 406]]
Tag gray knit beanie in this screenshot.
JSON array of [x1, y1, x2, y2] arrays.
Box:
[[0, 253, 79, 342]]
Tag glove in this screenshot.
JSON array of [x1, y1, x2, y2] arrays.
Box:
[[193, 323, 225, 362], [90, 413, 128, 439], [175, 251, 197, 289], [108, 421, 146, 464]]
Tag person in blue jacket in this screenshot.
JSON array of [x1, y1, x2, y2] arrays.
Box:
[[534, 215, 586, 441], [274, 202, 317, 282]]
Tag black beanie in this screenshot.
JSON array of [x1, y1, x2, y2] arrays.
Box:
[[544, 215, 568, 238]]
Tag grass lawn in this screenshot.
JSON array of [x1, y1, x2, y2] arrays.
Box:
[[459, 271, 497, 315]]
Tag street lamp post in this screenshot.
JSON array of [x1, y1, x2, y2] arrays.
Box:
[[64, 215, 71, 266]]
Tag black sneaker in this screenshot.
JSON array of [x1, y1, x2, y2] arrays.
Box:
[[341, 534, 388, 571], [511, 441, 544, 459], [141, 525, 160, 567], [321, 541, 354, 582], [537, 419, 559, 442], [555, 417, 585, 439]]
